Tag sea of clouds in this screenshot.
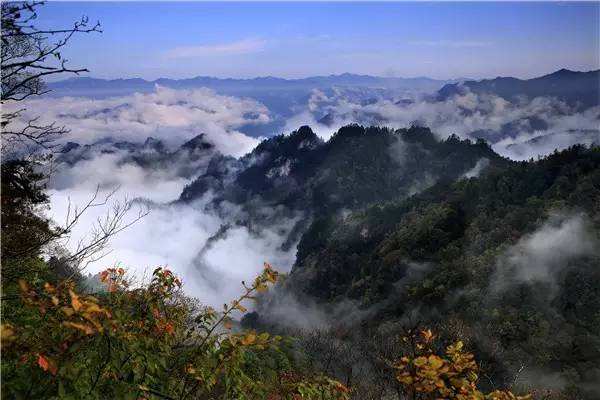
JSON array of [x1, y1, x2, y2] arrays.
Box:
[[7, 84, 598, 307], [288, 88, 600, 160], [15, 86, 290, 306]]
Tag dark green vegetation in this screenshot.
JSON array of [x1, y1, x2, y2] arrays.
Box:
[[182, 125, 507, 213], [180, 124, 509, 249], [181, 122, 600, 398], [292, 144, 600, 301], [273, 144, 600, 398]]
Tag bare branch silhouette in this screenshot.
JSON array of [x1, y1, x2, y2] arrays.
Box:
[[1, 1, 101, 154]]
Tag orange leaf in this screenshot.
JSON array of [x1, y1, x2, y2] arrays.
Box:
[[69, 289, 82, 312], [241, 332, 256, 345], [421, 329, 434, 343], [37, 354, 49, 371], [37, 354, 56, 375], [18, 279, 29, 293]]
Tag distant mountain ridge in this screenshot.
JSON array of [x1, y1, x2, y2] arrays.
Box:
[[48, 73, 460, 97], [437, 68, 600, 109], [47, 73, 462, 138], [46, 69, 599, 153], [54, 133, 218, 183]]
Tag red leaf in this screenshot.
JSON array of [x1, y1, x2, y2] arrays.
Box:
[[38, 354, 57, 375], [38, 354, 49, 371]]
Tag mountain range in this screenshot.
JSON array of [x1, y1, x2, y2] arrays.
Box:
[[48, 73, 459, 99], [48, 69, 599, 109], [437, 68, 600, 110]]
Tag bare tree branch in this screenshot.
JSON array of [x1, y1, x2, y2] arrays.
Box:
[[1, 1, 101, 154]]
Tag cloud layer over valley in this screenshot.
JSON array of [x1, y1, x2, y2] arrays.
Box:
[[14, 78, 597, 308], [18, 86, 289, 306], [290, 88, 600, 160], [11, 86, 269, 157]]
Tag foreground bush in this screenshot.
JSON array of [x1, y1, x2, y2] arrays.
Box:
[[1, 261, 532, 399], [1, 264, 349, 399]]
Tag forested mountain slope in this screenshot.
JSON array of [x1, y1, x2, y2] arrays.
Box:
[[290, 145, 599, 299], [179, 125, 509, 248], [260, 145, 600, 397]]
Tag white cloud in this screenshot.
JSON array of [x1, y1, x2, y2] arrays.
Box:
[[462, 158, 490, 179], [10, 86, 292, 307], [7, 86, 269, 157], [47, 186, 299, 307], [164, 38, 267, 59], [491, 213, 598, 292], [49, 152, 193, 202], [288, 88, 600, 159]]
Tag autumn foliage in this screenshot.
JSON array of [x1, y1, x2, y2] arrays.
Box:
[[392, 329, 531, 400], [1, 264, 350, 399], [1, 259, 534, 399]]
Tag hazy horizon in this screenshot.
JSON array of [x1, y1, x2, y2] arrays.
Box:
[[50, 66, 600, 83]]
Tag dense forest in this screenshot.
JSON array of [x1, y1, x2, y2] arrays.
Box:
[[252, 144, 600, 399]]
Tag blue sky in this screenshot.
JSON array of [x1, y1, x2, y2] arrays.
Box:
[[40, 1, 599, 80]]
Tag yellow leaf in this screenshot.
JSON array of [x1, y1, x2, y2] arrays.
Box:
[[18, 280, 29, 293], [265, 270, 278, 283], [0, 324, 15, 341], [69, 289, 82, 312], [234, 302, 247, 313], [428, 355, 444, 369], [61, 307, 74, 316], [185, 365, 196, 374], [241, 332, 256, 345], [63, 321, 95, 335], [413, 356, 428, 367], [256, 284, 268, 293]]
